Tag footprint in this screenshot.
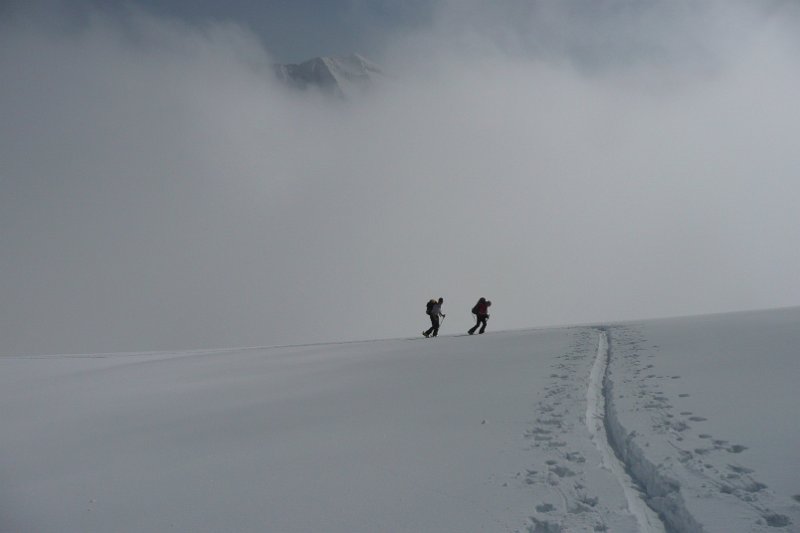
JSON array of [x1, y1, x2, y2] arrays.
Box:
[[565, 452, 586, 463], [699, 434, 712, 439], [678, 393, 690, 397], [744, 482, 767, 493], [529, 517, 563, 532], [680, 412, 693, 416], [762, 513, 791, 527], [537, 418, 563, 427], [689, 416, 707, 422], [728, 464, 754, 474], [671, 421, 689, 432], [536, 503, 555, 513], [550, 465, 575, 477], [727, 444, 748, 454]]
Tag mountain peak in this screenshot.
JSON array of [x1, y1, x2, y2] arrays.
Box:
[[274, 54, 384, 98]]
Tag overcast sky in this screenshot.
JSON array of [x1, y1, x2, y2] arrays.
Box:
[[2, 0, 800, 355]]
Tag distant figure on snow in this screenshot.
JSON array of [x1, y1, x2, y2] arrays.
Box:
[[469, 298, 491, 335], [423, 297, 445, 338]]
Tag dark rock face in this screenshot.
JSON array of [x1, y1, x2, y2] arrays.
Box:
[[274, 54, 383, 98]]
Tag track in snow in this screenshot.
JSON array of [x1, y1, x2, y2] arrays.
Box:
[[586, 330, 667, 533]]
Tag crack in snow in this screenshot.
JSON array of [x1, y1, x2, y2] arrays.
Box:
[[586, 330, 667, 533]]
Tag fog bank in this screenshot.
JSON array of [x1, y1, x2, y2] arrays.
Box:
[[2, 2, 799, 354]]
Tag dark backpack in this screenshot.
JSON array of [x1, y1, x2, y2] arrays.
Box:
[[472, 298, 483, 315], [426, 299, 435, 315]]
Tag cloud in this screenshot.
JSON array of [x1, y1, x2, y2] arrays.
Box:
[[2, 2, 800, 354]]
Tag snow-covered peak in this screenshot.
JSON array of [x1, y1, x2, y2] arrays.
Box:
[[274, 54, 384, 99]]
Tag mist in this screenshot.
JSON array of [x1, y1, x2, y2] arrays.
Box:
[[2, 1, 799, 355]]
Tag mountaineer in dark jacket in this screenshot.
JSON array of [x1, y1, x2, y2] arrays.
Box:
[[423, 297, 445, 337]]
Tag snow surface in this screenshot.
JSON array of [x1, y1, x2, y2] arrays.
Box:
[[1, 309, 799, 532], [588, 331, 666, 533]]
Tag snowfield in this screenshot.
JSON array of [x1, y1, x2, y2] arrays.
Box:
[[1, 309, 799, 532]]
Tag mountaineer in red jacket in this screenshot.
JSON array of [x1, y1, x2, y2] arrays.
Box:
[[468, 298, 491, 335]]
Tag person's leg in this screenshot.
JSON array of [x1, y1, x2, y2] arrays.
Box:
[[431, 315, 440, 337], [468, 316, 479, 334], [478, 315, 488, 334], [424, 315, 438, 336]]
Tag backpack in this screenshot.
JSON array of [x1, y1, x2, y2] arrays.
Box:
[[426, 299, 436, 315]]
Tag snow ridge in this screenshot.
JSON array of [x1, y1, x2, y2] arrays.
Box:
[[601, 329, 705, 533], [587, 330, 666, 533]]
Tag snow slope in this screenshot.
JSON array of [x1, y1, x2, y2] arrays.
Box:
[[1, 309, 798, 532], [605, 310, 800, 531]]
